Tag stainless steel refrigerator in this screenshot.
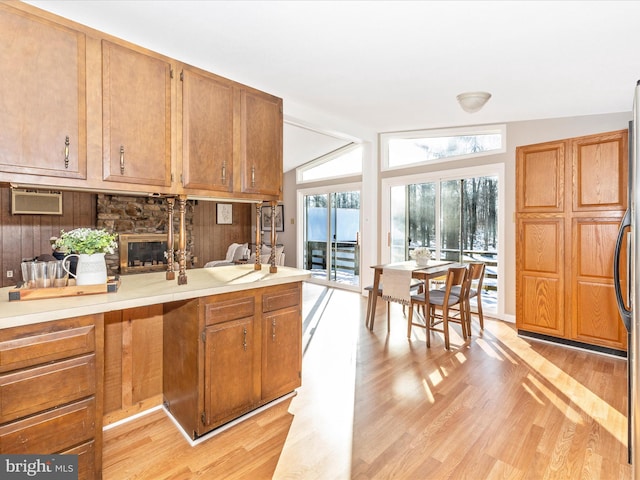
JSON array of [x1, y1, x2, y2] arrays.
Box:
[[615, 80, 639, 471]]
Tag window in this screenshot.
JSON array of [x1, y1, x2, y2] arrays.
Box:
[[381, 124, 506, 170], [297, 144, 362, 183], [381, 163, 505, 317]]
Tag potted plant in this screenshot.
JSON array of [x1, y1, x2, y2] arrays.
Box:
[[54, 228, 117, 285], [410, 246, 432, 266]]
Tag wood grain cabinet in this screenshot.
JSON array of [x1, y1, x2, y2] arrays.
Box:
[[163, 283, 301, 439], [516, 130, 628, 352], [237, 88, 283, 198], [0, 315, 103, 480], [261, 285, 302, 402], [0, 3, 284, 201], [0, 3, 87, 180], [180, 66, 235, 193], [179, 65, 283, 200], [102, 40, 173, 190]]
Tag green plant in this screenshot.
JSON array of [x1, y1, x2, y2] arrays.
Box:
[[54, 228, 117, 255]]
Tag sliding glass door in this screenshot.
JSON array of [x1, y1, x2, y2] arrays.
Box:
[[387, 170, 500, 314], [302, 189, 361, 289]]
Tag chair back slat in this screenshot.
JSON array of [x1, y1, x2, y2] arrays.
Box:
[[442, 266, 467, 302]]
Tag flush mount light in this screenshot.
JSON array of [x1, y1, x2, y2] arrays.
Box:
[[456, 91, 492, 113]]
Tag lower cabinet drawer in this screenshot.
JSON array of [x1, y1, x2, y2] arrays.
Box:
[[0, 397, 95, 454], [204, 296, 255, 326], [61, 440, 96, 480], [0, 354, 96, 423], [262, 284, 300, 312], [0, 316, 96, 374]]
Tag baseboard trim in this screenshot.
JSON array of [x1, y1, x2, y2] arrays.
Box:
[[165, 391, 297, 447], [103, 404, 163, 431], [517, 330, 627, 358]]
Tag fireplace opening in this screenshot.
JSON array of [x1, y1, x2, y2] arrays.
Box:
[[119, 233, 170, 274]]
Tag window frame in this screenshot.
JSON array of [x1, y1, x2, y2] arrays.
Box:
[[296, 143, 363, 184], [380, 124, 506, 171]]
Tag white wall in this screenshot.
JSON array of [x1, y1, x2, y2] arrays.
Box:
[[285, 109, 632, 320]]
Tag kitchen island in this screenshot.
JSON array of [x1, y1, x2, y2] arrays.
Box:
[[0, 265, 310, 480]]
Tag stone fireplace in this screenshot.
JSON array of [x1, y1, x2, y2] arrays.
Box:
[[97, 194, 194, 276]]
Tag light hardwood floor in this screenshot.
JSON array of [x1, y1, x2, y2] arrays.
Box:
[[103, 283, 631, 479]]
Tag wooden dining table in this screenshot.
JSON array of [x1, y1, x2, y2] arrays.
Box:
[[366, 259, 464, 330]]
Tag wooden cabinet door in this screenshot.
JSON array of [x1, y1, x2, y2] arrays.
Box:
[[181, 67, 234, 192], [516, 217, 565, 337], [572, 131, 628, 212], [0, 5, 87, 179], [238, 89, 283, 198], [571, 217, 627, 350], [516, 141, 565, 213], [262, 306, 301, 402], [102, 40, 172, 188], [203, 317, 257, 431]]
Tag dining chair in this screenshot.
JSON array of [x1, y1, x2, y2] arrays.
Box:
[[408, 266, 469, 349], [365, 284, 390, 330], [466, 262, 486, 330], [440, 262, 485, 336], [440, 261, 485, 333], [366, 277, 424, 332]]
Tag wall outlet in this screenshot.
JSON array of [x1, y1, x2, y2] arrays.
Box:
[[6, 270, 13, 278]]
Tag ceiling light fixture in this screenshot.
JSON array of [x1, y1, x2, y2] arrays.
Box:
[[456, 91, 492, 113]]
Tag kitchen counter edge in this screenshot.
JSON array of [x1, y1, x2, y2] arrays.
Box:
[[0, 265, 311, 329]]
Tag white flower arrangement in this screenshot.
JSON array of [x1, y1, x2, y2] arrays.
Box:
[[410, 247, 431, 262]]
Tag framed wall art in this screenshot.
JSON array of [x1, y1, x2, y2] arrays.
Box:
[[261, 204, 284, 232], [216, 203, 233, 224]]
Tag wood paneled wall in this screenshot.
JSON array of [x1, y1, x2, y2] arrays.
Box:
[[0, 187, 97, 287], [191, 201, 252, 267], [0, 188, 252, 287]]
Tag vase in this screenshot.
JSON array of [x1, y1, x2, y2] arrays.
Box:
[[63, 253, 108, 285], [415, 257, 429, 267]]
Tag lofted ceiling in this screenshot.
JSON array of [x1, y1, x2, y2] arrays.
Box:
[[26, 0, 640, 172]]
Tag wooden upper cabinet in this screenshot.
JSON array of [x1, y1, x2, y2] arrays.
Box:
[[102, 40, 172, 188], [572, 131, 628, 212], [516, 141, 565, 213], [238, 89, 283, 198], [1, 3, 284, 199], [180, 67, 234, 193], [0, 5, 87, 179]]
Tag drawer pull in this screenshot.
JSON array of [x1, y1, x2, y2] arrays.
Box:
[[251, 165, 255, 187], [221, 162, 226, 183], [272, 319, 276, 341]]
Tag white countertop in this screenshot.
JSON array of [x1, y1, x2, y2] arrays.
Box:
[[0, 265, 311, 329]]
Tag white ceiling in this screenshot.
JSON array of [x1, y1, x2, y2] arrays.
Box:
[[26, 0, 640, 171]]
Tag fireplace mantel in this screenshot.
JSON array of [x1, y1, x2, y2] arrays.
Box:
[[119, 233, 168, 274]]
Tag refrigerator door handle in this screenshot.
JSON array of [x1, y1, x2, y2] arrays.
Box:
[[614, 208, 632, 332]]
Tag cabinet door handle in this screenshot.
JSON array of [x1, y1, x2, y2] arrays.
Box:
[[221, 162, 226, 183], [242, 327, 247, 351], [251, 165, 256, 187], [64, 136, 70, 169], [272, 319, 276, 341], [120, 145, 125, 174]]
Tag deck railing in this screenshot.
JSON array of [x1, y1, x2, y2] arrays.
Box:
[[306, 241, 360, 275]]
